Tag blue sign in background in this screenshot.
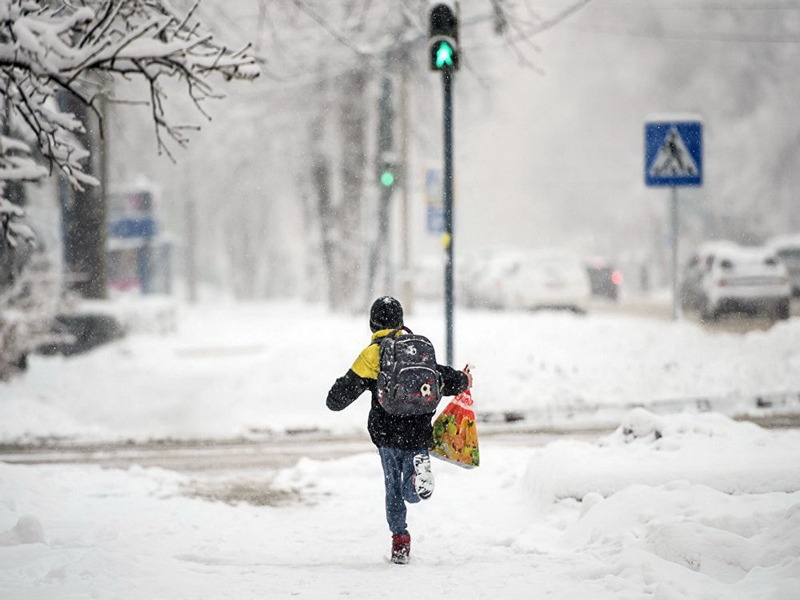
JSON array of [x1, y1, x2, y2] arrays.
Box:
[[645, 121, 703, 187], [109, 217, 157, 239], [426, 206, 444, 234]]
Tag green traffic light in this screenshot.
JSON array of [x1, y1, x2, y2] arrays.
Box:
[[435, 41, 455, 68], [380, 171, 395, 187]]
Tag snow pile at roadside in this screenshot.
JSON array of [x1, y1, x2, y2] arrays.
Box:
[[525, 408, 800, 503], [520, 410, 800, 599], [556, 482, 800, 599], [0, 299, 799, 444], [1, 410, 798, 599]]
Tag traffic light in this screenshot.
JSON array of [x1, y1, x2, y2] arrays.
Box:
[[380, 167, 396, 188], [379, 161, 398, 188], [429, 2, 459, 71]]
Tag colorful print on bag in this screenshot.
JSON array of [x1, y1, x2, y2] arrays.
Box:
[[431, 388, 480, 468]]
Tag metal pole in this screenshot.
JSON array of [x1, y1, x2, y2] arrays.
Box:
[[399, 50, 413, 314], [365, 75, 394, 305], [364, 178, 393, 304], [671, 186, 680, 321], [443, 69, 454, 366]]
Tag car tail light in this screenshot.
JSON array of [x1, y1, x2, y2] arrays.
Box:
[[718, 278, 730, 287], [611, 271, 623, 285]]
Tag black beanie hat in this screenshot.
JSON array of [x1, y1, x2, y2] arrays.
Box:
[[369, 296, 403, 332]]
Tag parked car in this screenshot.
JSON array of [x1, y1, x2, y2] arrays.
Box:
[[459, 249, 521, 309], [767, 234, 800, 297], [684, 243, 791, 320], [680, 241, 739, 312], [504, 249, 591, 313], [585, 258, 623, 301], [475, 251, 523, 309]]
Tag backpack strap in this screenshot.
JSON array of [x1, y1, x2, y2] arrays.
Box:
[[370, 326, 412, 346]]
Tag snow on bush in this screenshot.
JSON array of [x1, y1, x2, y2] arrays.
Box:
[[0, 252, 66, 381]]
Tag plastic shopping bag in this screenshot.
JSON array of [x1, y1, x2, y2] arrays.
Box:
[[430, 388, 480, 468]]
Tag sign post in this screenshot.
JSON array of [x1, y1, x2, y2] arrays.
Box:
[[645, 117, 703, 320]]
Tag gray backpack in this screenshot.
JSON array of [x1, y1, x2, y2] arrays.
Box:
[[375, 328, 443, 415]]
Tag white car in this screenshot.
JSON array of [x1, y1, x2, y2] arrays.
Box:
[[695, 244, 791, 320], [767, 234, 800, 297], [458, 249, 521, 309], [681, 241, 740, 312], [503, 250, 591, 313]]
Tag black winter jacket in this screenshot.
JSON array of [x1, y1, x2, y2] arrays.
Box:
[[326, 329, 469, 450]]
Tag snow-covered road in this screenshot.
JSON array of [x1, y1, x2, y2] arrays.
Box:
[[0, 429, 607, 481]]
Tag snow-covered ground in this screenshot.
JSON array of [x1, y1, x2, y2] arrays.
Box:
[[1, 299, 799, 443], [1, 299, 800, 598]]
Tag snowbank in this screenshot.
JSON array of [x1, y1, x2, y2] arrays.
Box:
[[522, 411, 800, 600], [525, 409, 800, 504]]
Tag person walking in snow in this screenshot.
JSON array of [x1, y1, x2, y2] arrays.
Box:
[[326, 296, 472, 564]]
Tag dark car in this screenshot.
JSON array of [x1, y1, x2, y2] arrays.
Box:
[[586, 262, 622, 301]]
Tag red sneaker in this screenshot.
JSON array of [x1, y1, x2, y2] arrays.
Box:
[[391, 532, 411, 564]]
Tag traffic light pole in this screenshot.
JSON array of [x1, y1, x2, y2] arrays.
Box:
[[428, 2, 459, 366], [442, 69, 454, 366]]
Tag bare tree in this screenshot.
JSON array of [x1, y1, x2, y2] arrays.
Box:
[[94, 0, 591, 307], [277, 1, 592, 310]]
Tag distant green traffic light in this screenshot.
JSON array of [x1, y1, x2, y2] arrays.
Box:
[[380, 170, 395, 187], [434, 41, 455, 69]]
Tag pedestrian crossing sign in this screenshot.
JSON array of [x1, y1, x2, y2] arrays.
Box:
[[645, 120, 703, 187]]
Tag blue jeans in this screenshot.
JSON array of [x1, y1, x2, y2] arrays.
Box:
[[378, 447, 427, 535]]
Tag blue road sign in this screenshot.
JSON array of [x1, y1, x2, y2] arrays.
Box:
[[645, 121, 703, 187], [109, 217, 157, 239], [425, 168, 444, 234]]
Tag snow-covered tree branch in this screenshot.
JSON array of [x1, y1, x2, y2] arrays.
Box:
[[0, 0, 259, 243]]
